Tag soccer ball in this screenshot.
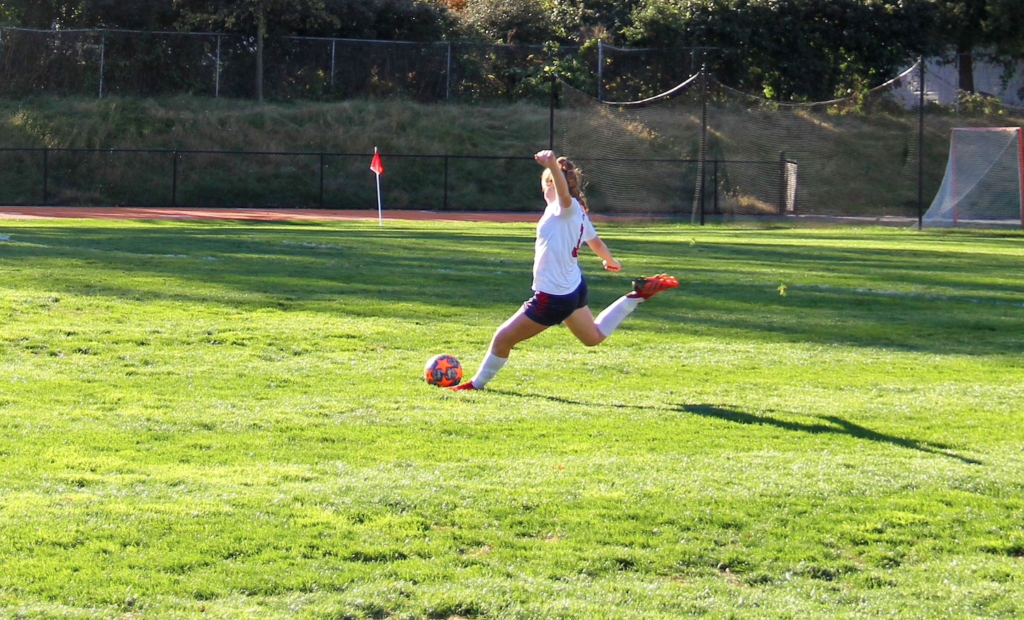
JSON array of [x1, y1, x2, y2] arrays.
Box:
[[424, 354, 463, 387]]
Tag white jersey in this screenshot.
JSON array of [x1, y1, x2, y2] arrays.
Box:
[[532, 197, 598, 295]]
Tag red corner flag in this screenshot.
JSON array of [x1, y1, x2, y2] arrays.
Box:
[[370, 151, 385, 175], [371, 148, 385, 227]]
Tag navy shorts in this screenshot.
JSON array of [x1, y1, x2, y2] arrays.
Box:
[[523, 278, 590, 327]]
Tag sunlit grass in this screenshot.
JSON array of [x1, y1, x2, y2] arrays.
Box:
[[1, 220, 1023, 619]]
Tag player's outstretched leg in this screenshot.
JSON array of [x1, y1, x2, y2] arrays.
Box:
[[627, 274, 679, 300], [593, 274, 679, 340]]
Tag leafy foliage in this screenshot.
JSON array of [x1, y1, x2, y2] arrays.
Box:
[[0, 0, 1019, 101], [173, 0, 338, 35], [0, 0, 92, 28], [457, 0, 553, 44], [625, 0, 937, 101], [547, 0, 644, 43], [932, 0, 1024, 57], [929, 0, 1024, 92]]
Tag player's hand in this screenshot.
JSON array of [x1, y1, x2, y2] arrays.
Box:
[[534, 150, 557, 167], [602, 258, 622, 273]]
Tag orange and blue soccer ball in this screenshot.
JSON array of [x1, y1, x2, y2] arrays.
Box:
[[424, 354, 462, 387]]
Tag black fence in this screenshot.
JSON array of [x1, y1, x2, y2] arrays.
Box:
[[0, 146, 793, 218]]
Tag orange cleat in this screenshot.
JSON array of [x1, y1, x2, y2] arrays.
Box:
[[627, 274, 680, 300], [445, 381, 478, 392]]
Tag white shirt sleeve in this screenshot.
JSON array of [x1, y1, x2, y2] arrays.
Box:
[[581, 212, 598, 242]]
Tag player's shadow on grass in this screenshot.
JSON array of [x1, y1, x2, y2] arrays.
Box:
[[681, 404, 983, 466], [494, 391, 982, 465]]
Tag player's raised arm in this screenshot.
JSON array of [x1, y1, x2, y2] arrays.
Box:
[[535, 150, 574, 211]]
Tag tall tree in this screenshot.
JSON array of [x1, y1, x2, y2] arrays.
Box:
[[931, 0, 1024, 93], [625, 0, 935, 101], [175, 0, 338, 101]]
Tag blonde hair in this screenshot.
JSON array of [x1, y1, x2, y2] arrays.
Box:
[[543, 156, 589, 212]]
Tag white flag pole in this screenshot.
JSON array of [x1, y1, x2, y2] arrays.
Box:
[[374, 146, 383, 227]]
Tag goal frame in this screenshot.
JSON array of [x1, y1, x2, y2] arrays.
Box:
[[946, 127, 1024, 229]]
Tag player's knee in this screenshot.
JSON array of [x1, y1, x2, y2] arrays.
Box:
[[491, 330, 513, 348], [490, 332, 517, 356], [491, 344, 514, 357]]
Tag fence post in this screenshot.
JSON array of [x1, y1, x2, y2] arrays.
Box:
[[694, 62, 708, 224], [443, 155, 449, 211], [774, 150, 782, 214], [98, 32, 105, 99], [713, 159, 719, 214], [917, 57, 925, 230], [171, 150, 178, 207], [319, 153, 325, 208], [43, 148, 49, 205], [330, 39, 336, 92], [597, 41, 603, 102], [256, 20, 264, 102], [215, 35, 221, 98], [446, 42, 452, 101]]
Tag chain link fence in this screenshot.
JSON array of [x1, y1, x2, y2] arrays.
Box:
[[0, 29, 740, 103], [0, 28, 581, 103]]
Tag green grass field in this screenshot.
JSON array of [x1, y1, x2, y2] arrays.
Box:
[[1, 218, 1022, 619]]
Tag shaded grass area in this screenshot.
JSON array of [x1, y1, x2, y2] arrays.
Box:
[[3, 222, 1021, 354], [1, 220, 1023, 619]]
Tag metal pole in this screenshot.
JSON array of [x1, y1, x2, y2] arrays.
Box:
[[695, 62, 708, 224], [774, 150, 782, 214], [1018, 128, 1023, 230], [597, 41, 603, 102], [373, 147, 383, 226], [215, 35, 221, 98], [713, 159, 719, 214], [330, 39, 336, 91], [98, 33, 105, 98], [955, 54, 960, 115], [446, 42, 452, 101], [319, 153, 325, 208], [43, 148, 49, 205], [443, 155, 449, 210], [952, 131, 960, 227], [917, 57, 925, 230], [171, 150, 178, 207]]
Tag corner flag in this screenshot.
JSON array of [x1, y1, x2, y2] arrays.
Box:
[[370, 148, 384, 226], [370, 150, 385, 175]]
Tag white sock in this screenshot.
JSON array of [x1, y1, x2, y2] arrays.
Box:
[[595, 295, 642, 338], [470, 352, 508, 389]]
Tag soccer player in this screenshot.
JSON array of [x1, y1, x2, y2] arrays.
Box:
[[448, 149, 678, 391]]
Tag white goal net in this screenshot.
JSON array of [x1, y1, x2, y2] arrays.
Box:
[[923, 128, 1024, 229]]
